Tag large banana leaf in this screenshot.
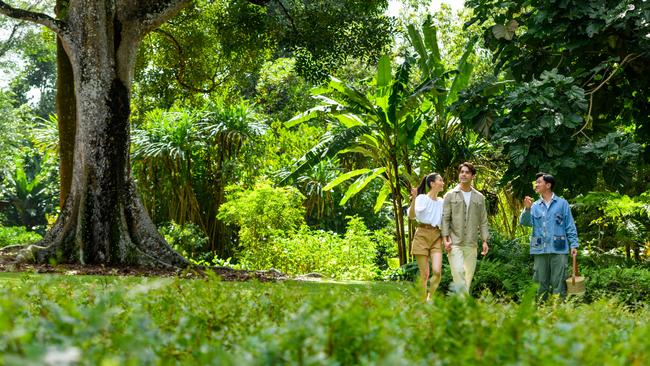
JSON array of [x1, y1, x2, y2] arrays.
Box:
[[339, 167, 386, 205], [422, 17, 442, 72], [327, 77, 374, 113], [374, 179, 392, 213], [286, 104, 339, 128], [333, 113, 365, 128], [447, 37, 477, 106], [323, 168, 371, 191], [338, 145, 377, 159], [407, 23, 431, 76], [408, 16, 443, 79]]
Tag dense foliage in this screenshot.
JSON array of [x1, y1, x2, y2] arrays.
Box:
[[0, 0, 647, 285], [459, 0, 649, 196], [0, 274, 648, 365], [0, 226, 42, 248], [217, 183, 388, 279]]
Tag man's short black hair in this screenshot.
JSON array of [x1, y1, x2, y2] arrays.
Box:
[[536, 172, 555, 190]]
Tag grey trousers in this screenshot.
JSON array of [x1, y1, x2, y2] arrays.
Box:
[[533, 253, 568, 299]]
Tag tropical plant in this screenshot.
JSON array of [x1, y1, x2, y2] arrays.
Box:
[[30, 114, 60, 158], [217, 181, 306, 261], [296, 159, 339, 223], [281, 19, 479, 265], [0, 159, 52, 232], [132, 100, 266, 257], [0, 225, 42, 248], [456, 69, 642, 197], [575, 191, 650, 261], [159, 221, 210, 262], [461, 0, 649, 196]]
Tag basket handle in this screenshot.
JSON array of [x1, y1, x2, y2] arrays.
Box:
[[571, 251, 579, 285]]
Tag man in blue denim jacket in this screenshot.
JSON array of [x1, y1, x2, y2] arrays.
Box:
[[520, 173, 579, 298]]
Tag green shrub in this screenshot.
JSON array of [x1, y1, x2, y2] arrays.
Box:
[[471, 259, 533, 300], [470, 231, 533, 299], [240, 216, 379, 280], [217, 182, 306, 255], [159, 221, 209, 262], [582, 265, 650, 306], [373, 227, 397, 270], [383, 260, 419, 281], [485, 230, 532, 264], [219, 183, 382, 280], [0, 226, 42, 248]]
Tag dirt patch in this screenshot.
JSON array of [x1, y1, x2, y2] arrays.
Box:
[[0, 252, 287, 282]]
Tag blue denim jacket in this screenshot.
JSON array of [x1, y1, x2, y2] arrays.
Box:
[[519, 195, 579, 255]]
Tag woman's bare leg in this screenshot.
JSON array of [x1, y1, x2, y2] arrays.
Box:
[[415, 254, 430, 301], [429, 249, 443, 295]]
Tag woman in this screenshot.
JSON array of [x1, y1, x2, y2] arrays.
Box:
[[408, 173, 445, 301]]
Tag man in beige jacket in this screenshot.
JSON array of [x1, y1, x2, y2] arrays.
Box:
[[442, 162, 489, 294]]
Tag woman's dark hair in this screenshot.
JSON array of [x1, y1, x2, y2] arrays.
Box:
[[417, 173, 441, 195]]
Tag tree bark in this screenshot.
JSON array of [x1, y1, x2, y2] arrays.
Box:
[[1, 0, 191, 267], [55, 29, 76, 208]]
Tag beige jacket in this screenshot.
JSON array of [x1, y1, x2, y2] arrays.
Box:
[[441, 185, 489, 246]]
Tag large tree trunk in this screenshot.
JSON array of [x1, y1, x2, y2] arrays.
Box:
[[26, 0, 189, 267], [55, 37, 76, 208]]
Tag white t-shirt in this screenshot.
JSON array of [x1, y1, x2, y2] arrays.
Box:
[[462, 190, 472, 207], [414, 194, 443, 226], [543, 193, 555, 208]]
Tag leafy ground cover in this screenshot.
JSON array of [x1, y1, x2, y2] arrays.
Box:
[[0, 273, 648, 365]]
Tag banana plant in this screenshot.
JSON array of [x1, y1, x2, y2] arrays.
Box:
[[282, 18, 478, 265]]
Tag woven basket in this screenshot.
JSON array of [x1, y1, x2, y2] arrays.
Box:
[[566, 253, 586, 296]]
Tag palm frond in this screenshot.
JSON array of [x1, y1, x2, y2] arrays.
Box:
[[278, 125, 372, 185]]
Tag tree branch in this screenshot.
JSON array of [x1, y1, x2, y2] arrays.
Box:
[[274, 0, 298, 34], [0, 0, 48, 57], [0, 20, 21, 57], [572, 53, 641, 138], [0, 1, 63, 34], [153, 28, 228, 93], [137, 0, 191, 34]]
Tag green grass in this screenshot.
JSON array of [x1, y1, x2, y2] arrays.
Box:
[[0, 273, 648, 365]]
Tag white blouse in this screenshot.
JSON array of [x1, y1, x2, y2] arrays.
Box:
[[414, 194, 443, 226]]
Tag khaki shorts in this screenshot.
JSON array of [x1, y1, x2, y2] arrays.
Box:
[[411, 225, 442, 256]]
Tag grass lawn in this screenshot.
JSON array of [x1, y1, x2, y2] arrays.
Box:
[[0, 272, 648, 365]]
